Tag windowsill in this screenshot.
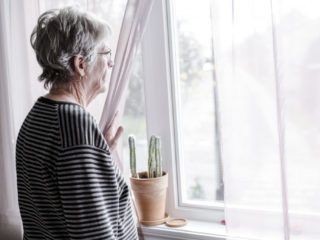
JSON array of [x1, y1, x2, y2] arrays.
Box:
[[138, 219, 227, 240]]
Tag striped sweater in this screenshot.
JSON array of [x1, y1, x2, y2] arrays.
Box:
[[16, 97, 138, 240]]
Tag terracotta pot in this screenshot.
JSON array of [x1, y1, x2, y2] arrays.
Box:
[[130, 171, 168, 225]]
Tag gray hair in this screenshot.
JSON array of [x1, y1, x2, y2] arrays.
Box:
[[31, 7, 112, 90]]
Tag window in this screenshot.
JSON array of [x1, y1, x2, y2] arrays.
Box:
[[121, 44, 148, 181], [39, 0, 223, 222], [141, 0, 223, 222], [172, 0, 224, 205], [31, 0, 320, 237]]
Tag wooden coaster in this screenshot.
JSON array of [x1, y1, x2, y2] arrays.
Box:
[[165, 218, 187, 227], [140, 213, 169, 226]]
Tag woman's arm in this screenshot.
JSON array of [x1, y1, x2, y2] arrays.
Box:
[[56, 145, 137, 240]]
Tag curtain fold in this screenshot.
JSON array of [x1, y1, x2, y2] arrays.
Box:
[[269, 1, 290, 239], [0, 0, 19, 229], [212, 0, 320, 239], [99, 0, 155, 173], [1, 0, 43, 239], [0, 0, 40, 239]]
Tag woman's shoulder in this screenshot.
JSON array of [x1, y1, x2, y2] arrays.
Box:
[[57, 102, 108, 150], [34, 96, 109, 151]]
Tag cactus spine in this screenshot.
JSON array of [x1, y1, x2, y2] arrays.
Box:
[[128, 135, 138, 178], [155, 136, 162, 177], [148, 135, 156, 178]]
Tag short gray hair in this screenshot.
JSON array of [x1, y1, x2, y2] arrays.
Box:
[[31, 7, 112, 89]]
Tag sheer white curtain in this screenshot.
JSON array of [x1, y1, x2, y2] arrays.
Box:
[[99, 0, 154, 173], [212, 0, 320, 239], [0, 0, 42, 239]]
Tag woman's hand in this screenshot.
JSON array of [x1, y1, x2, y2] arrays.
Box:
[[104, 111, 124, 152]]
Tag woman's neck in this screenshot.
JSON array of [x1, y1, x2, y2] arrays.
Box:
[[45, 88, 87, 107]]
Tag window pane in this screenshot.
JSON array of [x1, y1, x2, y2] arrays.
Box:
[[39, 0, 87, 11], [122, 45, 148, 180], [174, 0, 224, 203]]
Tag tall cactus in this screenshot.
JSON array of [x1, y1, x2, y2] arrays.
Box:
[[148, 135, 156, 178], [128, 135, 138, 178], [155, 136, 162, 177]]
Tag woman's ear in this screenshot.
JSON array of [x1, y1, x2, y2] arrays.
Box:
[[73, 55, 86, 77]]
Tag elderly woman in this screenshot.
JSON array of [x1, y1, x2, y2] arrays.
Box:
[[15, 7, 138, 240]]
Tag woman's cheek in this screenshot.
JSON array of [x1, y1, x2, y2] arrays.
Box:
[[98, 70, 107, 92]]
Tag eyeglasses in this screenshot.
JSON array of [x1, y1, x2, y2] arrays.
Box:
[[97, 49, 113, 68]]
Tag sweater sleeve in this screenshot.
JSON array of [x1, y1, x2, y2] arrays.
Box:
[[56, 144, 138, 240]]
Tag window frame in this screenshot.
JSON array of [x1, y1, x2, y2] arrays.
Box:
[[141, 0, 224, 222]]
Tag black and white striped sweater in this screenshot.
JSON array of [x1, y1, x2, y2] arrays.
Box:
[[16, 96, 138, 240]]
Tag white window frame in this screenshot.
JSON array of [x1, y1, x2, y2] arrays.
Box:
[[141, 0, 224, 222]]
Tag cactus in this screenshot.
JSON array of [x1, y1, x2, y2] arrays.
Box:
[[148, 135, 156, 178], [128, 135, 138, 178], [155, 136, 162, 177], [128, 134, 163, 179]]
